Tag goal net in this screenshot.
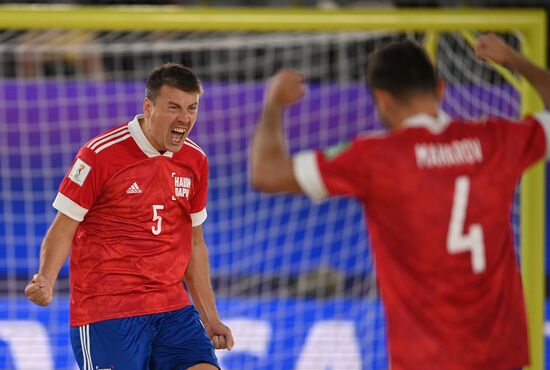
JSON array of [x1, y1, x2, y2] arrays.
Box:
[[0, 7, 545, 370]]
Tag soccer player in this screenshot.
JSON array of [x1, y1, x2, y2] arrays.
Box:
[[250, 34, 550, 370], [24, 63, 233, 370]]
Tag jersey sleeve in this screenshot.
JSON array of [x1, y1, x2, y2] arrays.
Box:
[[189, 156, 208, 227], [292, 139, 368, 202], [534, 111, 550, 160], [495, 111, 550, 172], [52, 147, 102, 222]]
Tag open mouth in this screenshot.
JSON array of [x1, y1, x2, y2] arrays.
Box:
[[170, 127, 186, 144]]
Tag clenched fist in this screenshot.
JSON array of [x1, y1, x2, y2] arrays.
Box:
[[475, 33, 516, 67], [265, 68, 306, 108], [25, 273, 54, 307], [204, 319, 234, 351]]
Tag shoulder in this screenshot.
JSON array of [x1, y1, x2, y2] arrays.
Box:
[[319, 134, 376, 163], [484, 112, 550, 129], [72, 123, 134, 179], [173, 138, 208, 167], [83, 123, 133, 157], [355, 130, 391, 145], [171, 138, 208, 176], [346, 130, 396, 152], [182, 138, 207, 158], [464, 114, 544, 136], [464, 115, 537, 128]]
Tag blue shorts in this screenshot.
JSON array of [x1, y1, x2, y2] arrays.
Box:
[[70, 305, 220, 370]]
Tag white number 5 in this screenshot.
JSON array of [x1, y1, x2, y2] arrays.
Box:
[[152, 204, 165, 235], [447, 176, 486, 274]]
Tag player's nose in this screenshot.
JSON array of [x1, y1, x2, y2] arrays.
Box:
[[177, 110, 191, 124]]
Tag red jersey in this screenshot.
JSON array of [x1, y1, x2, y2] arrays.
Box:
[[293, 111, 550, 370], [53, 115, 208, 326]]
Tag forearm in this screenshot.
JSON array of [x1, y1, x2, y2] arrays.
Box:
[[507, 52, 550, 108], [255, 103, 288, 158], [39, 213, 77, 285], [185, 242, 219, 324], [250, 103, 290, 187], [39, 234, 72, 285], [250, 103, 299, 193]]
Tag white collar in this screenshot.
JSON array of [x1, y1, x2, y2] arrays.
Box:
[[127, 115, 173, 158], [402, 110, 451, 134]]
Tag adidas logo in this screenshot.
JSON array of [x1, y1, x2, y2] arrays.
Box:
[[126, 182, 142, 194]]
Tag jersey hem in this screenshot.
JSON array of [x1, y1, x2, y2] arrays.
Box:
[[69, 302, 192, 327]]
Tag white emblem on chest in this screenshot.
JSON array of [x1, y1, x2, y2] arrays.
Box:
[[172, 172, 191, 200]]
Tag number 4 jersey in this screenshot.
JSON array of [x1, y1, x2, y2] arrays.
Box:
[[53, 115, 208, 327], [293, 111, 550, 370]]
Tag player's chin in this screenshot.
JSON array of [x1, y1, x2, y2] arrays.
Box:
[[165, 140, 185, 153]]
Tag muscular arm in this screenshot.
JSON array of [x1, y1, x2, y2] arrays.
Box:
[[476, 33, 550, 108], [25, 212, 79, 306], [249, 69, 305, 193], [185, 225, 234, 350]]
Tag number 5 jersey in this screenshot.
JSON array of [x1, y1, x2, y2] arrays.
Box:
[[54, 115, 208, 327]]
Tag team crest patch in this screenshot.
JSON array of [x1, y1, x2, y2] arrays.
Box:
[[324, 141, 351, 160], [68, 158, 91, 186]]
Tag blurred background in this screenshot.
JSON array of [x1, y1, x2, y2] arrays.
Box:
[[0, 1, 548, 369]]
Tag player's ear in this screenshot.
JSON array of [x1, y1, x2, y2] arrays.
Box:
[[372, 89, 391, 112], [144, 98, 152, 118], [436, 79, 446, 103]]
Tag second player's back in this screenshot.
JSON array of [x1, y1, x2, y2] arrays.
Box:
[[357, 114, 545, 369], [362, 114, 543, 273]]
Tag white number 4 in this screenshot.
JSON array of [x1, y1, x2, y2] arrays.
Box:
[[152, 204, 165, 235], [447, 176, 486, 274]]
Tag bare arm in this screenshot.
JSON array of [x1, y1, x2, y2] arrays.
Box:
[[24, 212, 79, 306], [476, 33, 550, 108], [185, 225, 234, 350], [250, 69, 305, 193]]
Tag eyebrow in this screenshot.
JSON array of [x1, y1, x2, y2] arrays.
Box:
[[168, 101, 182, 109], [168, 101, 198, 108]]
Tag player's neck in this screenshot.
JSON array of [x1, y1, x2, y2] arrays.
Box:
[[391, 98, 439, 130]]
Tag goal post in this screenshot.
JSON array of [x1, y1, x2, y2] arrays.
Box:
[[0, 6, 545, 32], [520, 12, 547, 370], [0, 6, 545, 370]]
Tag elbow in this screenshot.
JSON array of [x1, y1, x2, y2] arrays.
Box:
[[250, 166, 272, 192], [250, 161, 283, 193], [250, 155, 296, 193], [250, 164, 297, 194], [184, 262, 197, 284], [250, 173, 262, 191]]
